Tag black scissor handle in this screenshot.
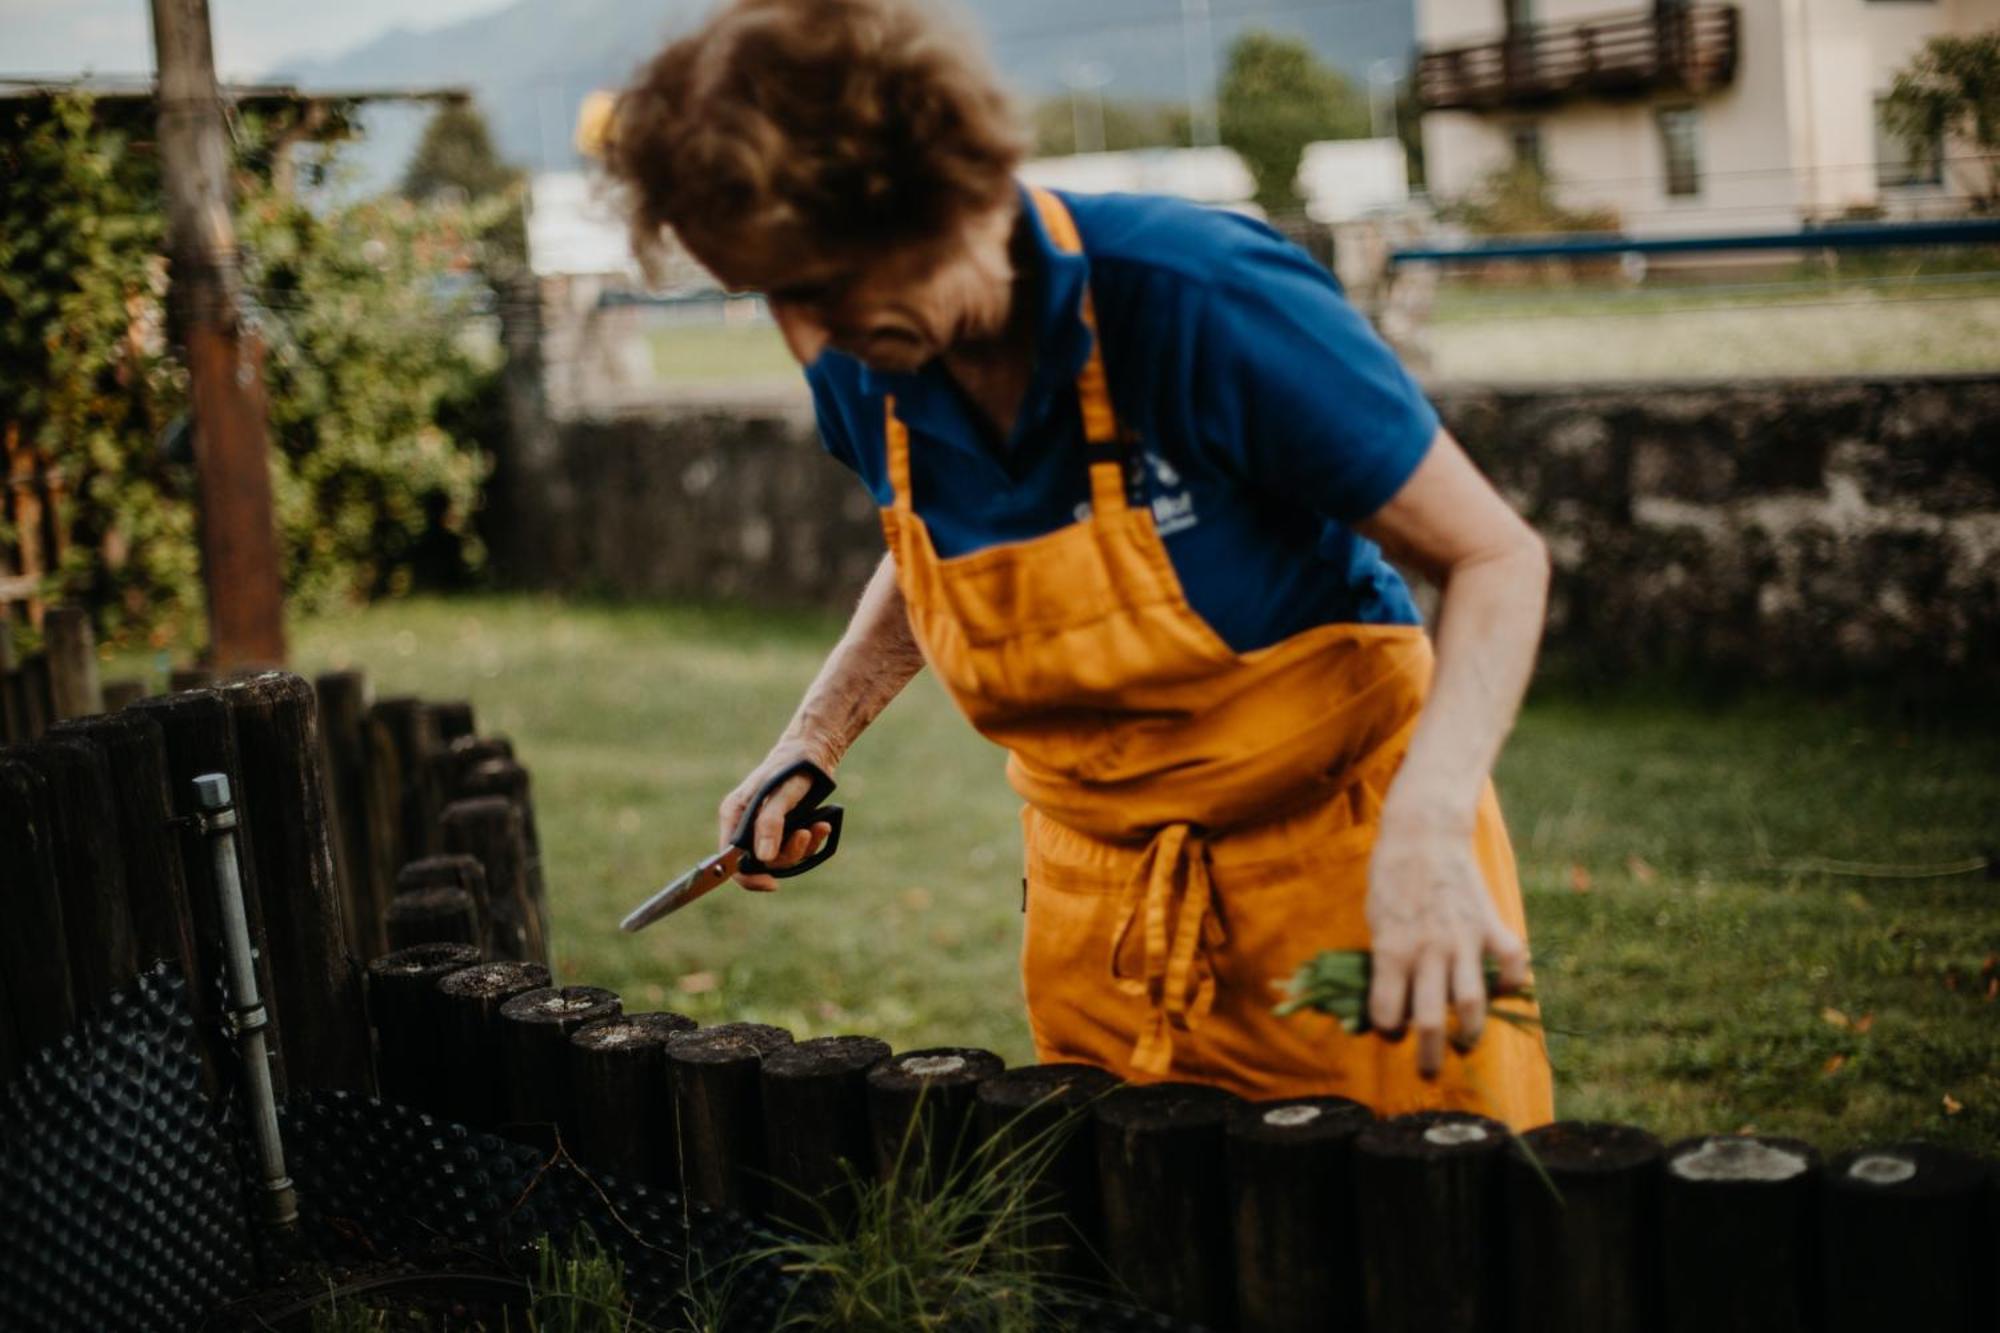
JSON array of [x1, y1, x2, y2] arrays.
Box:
[[732, 759, 844, 879]]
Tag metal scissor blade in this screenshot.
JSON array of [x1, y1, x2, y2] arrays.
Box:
[[620, 847, 744, 933]]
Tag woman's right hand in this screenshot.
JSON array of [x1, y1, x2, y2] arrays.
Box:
[[718, 738, 838, 892]]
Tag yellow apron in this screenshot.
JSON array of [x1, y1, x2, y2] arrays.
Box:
[[879, 188, 1553, 1128]]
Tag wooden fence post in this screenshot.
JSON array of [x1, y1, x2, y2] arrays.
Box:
[[440, 735, 513, 799], [314, 670, 378, 960], [434, 959, 550, 1130], [441, 796, 541, 963], [0, 755, 77, 1082], [1658, 1134, 1820, 1333], [570, 1011, 698, 1188], [1095, 1082, 1241, 1329], [974, 1062, 1120, 1283], [386, 887, 481, 951], [866, 1046, 1005, 1201], [459, 757, 550, 947], [50, 711, 198, 987], [14, 738, 139, 1012], [223, 672, 371, 1093], [1505, 1120, 1662, 1333], [667, 1022, 795, 1216], [16, 652, 51, 739], [369, 696, 443, 860], [169, 665, 216, 692], [365, 942, 482, 1113], [497, 985, 622, 1149], [1821, 1143, 1984, 1333], [1226, 1095, 1374, 1333], [43, 606, 101, 721], [762, 1035, 892, 1236], [427, 700, 476, 744], [1354, 1111, 1510, 1333], [133, 687, 285, 1094]]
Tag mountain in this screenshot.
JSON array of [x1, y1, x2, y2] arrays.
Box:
[[274, 0, 1417, 189]]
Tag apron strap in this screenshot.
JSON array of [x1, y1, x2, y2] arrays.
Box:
[[1109, 822, 1226, 1077], [1028, 186, 1129, 517], [883, 396, 914, 514]]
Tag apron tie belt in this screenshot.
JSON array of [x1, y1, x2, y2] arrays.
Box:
[[1108, 823, 1226, 1077]]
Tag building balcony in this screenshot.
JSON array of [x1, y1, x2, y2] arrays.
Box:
[[1415, 5, 1739, 113]]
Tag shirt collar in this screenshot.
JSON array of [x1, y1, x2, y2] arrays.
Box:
[[854, 183, 1095, 450]]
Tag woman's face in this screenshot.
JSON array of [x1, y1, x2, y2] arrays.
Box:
[[687, 202, 1017, 373]]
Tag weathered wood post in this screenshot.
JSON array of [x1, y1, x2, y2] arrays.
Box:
[[427, 700, 476, 744], [16, 652, 52, 738], [497, 985, 622, 1149], [459, 757, 550, 948], [387, 888, 481, 950], [365, 942, 482, 1112], [570, 1011, 698, 1187], [974, 1063, 1120, 1282], [0, 629, 25, 743], [441, 735, 514, 800], [42, 606, 101, 721], [133, 687, 284, 1091], [1659, 1135, 1820, 1333], [1226, 1095, 1374, 1333], [13, 738, 139, 1008], [667, 1022, 795, 1216], [390, 855, 488, 949], [1505, 1120, 1662, 1333], [0, 755, 77, 1082], [866, 1046, 1005, 1200], [169, 665, 216, 692], [441, 796, 542, 962], [362, 697, 426, 918], [1821, 1143, 1984, 1333], [50, 711, 198, 986], [223, 672, 371, 1092], [1355, 1111, 1510, 1333], [1095, 1082, 1240, 1329], [762, 1035, 892, 1236], [434, 959, 550, 1129], [371, 697, 444, 858], [314, 670, 378, 959]]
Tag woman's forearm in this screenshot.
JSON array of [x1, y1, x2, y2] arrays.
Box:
[[1384, 537, 1549, 831], [780, 552, 926, 765]]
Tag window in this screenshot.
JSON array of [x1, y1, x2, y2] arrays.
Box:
[[1510, 122, 1544, 173], [1875, 96, 1943, 188], [1656, 106, 1700, 197]]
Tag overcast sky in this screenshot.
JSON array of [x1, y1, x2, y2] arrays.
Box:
[[0, 0, 514, 78]]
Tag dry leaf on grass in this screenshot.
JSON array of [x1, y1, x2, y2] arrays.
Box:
[[1853, 1012, 1875, 1034], [1568, 863, 1593, 894], [1943, 1094, 1964, 1116], [1625, 854, 1658, 884], [1821, 1007, 1850, 1029], [1822, 1054, 1847, 1077], [677, 970, 720, 994]]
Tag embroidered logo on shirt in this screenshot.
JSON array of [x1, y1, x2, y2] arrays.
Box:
[[1142, 450, 1200, 537]]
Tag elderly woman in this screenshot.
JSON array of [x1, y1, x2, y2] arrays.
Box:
[[607, 0, 1551, 1124]]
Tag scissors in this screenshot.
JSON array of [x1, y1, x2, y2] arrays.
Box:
[[618, 759, 844, 932]]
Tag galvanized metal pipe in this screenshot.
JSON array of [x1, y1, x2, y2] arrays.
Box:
[[193, 771, 298, 1229]]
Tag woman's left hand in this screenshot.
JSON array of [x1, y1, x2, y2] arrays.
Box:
[[1364, 803, 1530, 1078]]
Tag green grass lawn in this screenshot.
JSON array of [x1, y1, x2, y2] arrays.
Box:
[[275, 594, 1998, 1154]]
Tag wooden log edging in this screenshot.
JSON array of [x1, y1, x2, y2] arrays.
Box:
[[434, 959, 552, 1130], [571, 1011, 698, 1188], [974, 1062, 1119, 1283], [763, 1034, 893, 1236], [0, 753, 76, 1082], [1227, 1095, 1374, 1333], [1505, 1120, 1662, 1333], [667, 1022, 795, 1216], [866, 1045, 1005, 1201], [498, 984, 622, 1150], [1354, 1110, 1510, 1333], [1660, 1134, 1821, 1333], [365, 942, 483, 1111], [1096, 1082, 1240, 1330]]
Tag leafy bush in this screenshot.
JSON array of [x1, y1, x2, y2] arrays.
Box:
[[1441, 160, 1621, 237], [0, 92, 502, 652]]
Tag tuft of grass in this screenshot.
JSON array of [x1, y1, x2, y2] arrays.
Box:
[[281, 595, 2000, 1154], [769, 1092, 1087, 1333], [523, 1229, 636, 1333]]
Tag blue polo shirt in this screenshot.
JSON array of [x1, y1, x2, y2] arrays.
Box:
[[807, 188, 1435, 653]]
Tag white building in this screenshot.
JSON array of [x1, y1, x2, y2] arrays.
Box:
[[1415, 0, 2000, 235], [1019, 147, 1258, 209]]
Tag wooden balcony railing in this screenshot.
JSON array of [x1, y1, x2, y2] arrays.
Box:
[[1415, 5, 1740, 112]]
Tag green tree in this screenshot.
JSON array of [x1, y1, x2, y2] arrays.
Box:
[[1882, 31, 2000, 211], [1029, 97, 1187, 158], [402, 101, 519, 203], [1217, 30, 1370, 215]]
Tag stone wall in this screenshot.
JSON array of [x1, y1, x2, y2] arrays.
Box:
[[489, 375, 2000, 690]]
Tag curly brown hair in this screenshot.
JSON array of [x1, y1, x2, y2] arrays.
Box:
[[606, 0, 1026, 279]]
